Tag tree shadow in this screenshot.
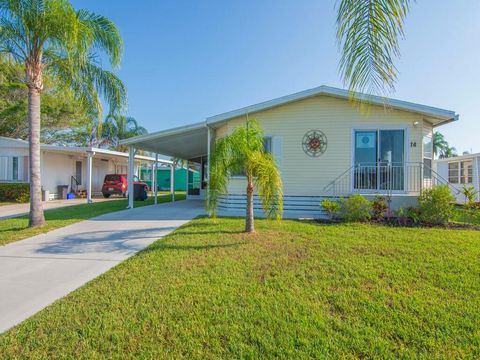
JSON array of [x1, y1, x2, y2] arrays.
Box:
[[34, 226, 178, 256]]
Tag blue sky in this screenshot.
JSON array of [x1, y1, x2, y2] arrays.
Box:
[[73, 0, 480, 153]]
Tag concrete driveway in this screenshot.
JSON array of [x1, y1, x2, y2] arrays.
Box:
[[0, 200, 204, 333], [0, 197, 121, 220]]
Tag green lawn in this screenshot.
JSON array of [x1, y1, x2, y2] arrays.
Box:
[[0, 192, 185, 246], [454, 206, 480, 225], [1, 218, 479, 358], [0, 201, 16, 207]]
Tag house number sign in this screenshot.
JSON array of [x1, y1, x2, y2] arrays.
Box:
[[302, 130, 328, 157]]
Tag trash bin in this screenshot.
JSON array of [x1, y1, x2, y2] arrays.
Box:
[[41, 189, 49, 202], [133, 183, 148, 201], [57, 185, 69, 200]]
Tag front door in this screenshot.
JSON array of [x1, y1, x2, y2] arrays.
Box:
[[354, 129, 405, 191]]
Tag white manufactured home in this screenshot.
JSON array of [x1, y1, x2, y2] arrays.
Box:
[[434, 153, 480, 203], [121, 86, 458, 217], [0, 136, 169, 201]]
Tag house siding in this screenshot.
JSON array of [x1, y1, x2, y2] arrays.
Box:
[[213, 95, 425, 196]]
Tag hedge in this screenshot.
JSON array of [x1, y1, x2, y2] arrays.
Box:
[[0, 183, 30, 203]]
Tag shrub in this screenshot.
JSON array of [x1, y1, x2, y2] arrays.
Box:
[[321, 199, 341, 220], [339, 194, 372, 222], [0, 183, 30, 203], [372, 195, 388, 220], [418, 185, 455, 225], [461, 185, 479, 210], [396, 206, 421, 226]]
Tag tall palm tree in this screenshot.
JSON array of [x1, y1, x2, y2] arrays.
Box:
[[0, 0, 126, 226], [207, 120, 283, 233], [336, 0, 413, 96], [433, 131, 448, 157], [101, 114, 147, 152]]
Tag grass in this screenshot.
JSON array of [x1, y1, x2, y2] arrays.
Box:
[[453, 206, 480, 225], [0, 192, 186, 246], [0, 201, 16, 207], [0, 218, 479, 358]]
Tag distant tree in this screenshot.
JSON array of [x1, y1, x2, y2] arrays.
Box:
[[0, 0, 126, 227], [0, 59, 90, 141], [440, 146, 457, 159], [101, 114, 147, 152], [207, 120, 283, 233], [433, 132, 449, 157]]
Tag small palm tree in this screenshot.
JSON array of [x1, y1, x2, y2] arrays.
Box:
[[101, 114, 147, 152], [0, 0, 126, 226], [336, 0, 413, 96], [207, 120, 283, 233]]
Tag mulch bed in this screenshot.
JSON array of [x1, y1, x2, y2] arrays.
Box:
[[315, 217, 480, 231]]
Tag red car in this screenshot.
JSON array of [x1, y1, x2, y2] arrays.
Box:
[[101, 174, 148, 199]]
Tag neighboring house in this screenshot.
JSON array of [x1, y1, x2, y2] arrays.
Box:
[[121, 85, 459, 217], [140, 167, 201, 192], [434, 153, 480, 203], [0, 136, 170, 201]]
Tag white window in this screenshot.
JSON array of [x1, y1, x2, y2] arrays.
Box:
[[423, 129, 433, 179], [448, 160, 473, 184], [448, 162, 459, 183], [0, 156, 25, 181]]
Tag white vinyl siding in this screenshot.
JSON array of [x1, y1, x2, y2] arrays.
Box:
[[214, 95, 424, 196]]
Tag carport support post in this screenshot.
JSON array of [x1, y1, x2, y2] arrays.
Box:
[[127, 146, 135, 209], [154, 154, 158, 205], [86, 151, 94, 204], [170, 163, 175, 202]]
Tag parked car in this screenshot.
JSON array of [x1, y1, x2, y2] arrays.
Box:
[[101, 174, 148, 200]]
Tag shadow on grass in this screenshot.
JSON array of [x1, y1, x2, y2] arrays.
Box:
[[146, 240, 245, 252]]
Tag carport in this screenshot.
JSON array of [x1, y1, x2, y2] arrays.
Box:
[[120, 122, 211, 209]]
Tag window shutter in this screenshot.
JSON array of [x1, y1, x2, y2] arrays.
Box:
[[272, 136, 283, 173]]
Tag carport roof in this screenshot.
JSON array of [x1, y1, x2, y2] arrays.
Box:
[[120, 122, 209, 160]]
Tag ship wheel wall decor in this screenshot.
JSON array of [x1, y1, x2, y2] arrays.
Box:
[[302, 130, 327, 157]]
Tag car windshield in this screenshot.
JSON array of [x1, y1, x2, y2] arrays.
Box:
[[105, 175, 120, 182]]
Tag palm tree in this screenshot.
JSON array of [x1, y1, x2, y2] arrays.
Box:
[[336, 0, 413, 96], [0, 0, 126, 226], [440, 146, 457, 159], [433, 132, 448, 157], [207, 120, 283, 233], [101, 114, 147, 152]]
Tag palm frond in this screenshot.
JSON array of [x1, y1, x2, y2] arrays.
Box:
[[336, 0, 413, 97], [250, 151, 283, 220]]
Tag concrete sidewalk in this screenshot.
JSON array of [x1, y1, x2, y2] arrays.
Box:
[[0, 197, 121, 220], [0, 200, 204, 333]]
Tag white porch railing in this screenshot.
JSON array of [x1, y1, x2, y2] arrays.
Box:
[[323, 162, 459, 198]]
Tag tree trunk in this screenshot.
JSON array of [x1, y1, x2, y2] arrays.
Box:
[[245, 174, 254, 233], [28, 86, 45, 227]]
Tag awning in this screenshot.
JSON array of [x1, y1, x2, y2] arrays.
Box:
[[120, 122, 208, 160]]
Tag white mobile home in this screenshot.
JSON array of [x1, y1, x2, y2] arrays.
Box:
[[121, 86, 458, 217], [434, 153, 480, 203], [0, 136, 170, 201]]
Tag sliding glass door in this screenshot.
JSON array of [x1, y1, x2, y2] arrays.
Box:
[[354, 129, 405, 191]]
